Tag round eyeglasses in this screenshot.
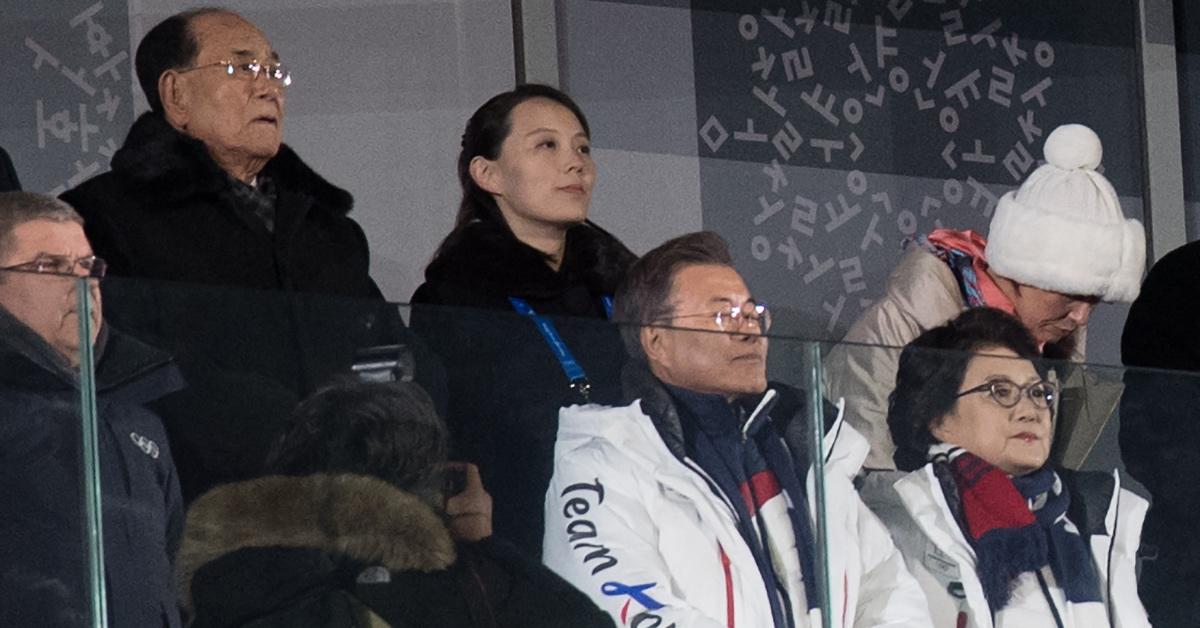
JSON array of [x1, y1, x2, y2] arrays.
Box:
[[667, 301, 771, 334], [0, 255, 107, 279], [178, 59, 292, 87], [955, 378, 1057, 411]]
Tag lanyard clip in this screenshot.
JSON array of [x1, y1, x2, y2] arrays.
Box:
[[569, 377, 592, 403]]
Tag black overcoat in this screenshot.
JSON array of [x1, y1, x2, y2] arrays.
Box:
[[0, 309, 184, 628], [410, 220, 635, 556]]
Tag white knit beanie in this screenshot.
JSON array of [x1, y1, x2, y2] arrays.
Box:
[[985, 124, 1145, 302]]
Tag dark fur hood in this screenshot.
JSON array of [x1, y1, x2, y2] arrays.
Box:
[[424, 220, 635, 300], [110, 112, 353, 215], [176, 473, 456, 611]]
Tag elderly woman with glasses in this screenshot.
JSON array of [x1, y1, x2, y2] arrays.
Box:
[[861, 307, 1150, 628]]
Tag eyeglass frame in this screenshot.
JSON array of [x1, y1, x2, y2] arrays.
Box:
[[176, 59, 292, 87], [665, 301, 771, 334], [0, 255, 108, 279], [954, 377, 1058, 412]]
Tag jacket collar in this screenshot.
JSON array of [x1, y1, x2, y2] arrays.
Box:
[[110, 112, 353, 216], [424, 220, 634, 300], [0, 304, 177, 400], [176, 473, 457, 611], [621, 362, 803, 462]]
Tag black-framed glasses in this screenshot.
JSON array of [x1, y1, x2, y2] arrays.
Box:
[[668, 301, 771, 333], [956, 378, 1058, 411], [0, 255, 107, 279], [178, 59, 292, 87]]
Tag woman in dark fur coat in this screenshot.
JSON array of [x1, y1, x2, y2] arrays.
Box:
[[177, 380, 614, 628], [410, 84, 636, 557]]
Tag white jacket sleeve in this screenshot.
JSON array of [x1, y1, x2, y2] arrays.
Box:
[[1108, 488, 1151, 628], [850, 497, 935, 627], [543, 444, 728, 628]]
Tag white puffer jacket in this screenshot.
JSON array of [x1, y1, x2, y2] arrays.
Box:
[[543, 391, 932, 627], [861, 466, 1150, 628]]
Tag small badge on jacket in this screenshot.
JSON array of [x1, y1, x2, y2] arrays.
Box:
[[129, 432, 160, 459]]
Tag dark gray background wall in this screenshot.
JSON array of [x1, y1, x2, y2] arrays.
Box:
[[560, 0, 1159, 366], [1, 0, 1189, 368], [1, 0, 517, 303]]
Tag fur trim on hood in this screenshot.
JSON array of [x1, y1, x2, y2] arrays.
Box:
[[425, 219, 635, 300], [176, 473, 456, 611], [110, 112, 353, 216]]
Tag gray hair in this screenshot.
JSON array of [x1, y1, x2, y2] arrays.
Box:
[[613, 231, 734, 363], [265, 379, 449, 509], [0, 192, 83, 262]]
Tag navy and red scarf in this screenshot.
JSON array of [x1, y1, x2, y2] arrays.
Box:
[[669, 385, 818, 628], [931, 445, 1101, 611]]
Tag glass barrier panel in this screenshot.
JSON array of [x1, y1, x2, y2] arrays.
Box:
[[80, 276, 1200, 627], [0, 269, 95, 626], [93, 277, 844, 625]]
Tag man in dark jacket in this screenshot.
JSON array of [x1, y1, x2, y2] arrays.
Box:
[[61, 8, 377, 297], [0, 192, 185, 627], [1120, 240, 1200, 628], [59, 9, 437, 502], [177, 380, 614, 628]]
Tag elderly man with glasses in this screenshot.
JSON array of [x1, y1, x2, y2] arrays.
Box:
[[542, 232, 931, 627], [58, 8, 424, 504], [62, 7, 376, 297], [0, 192, 185, 627]]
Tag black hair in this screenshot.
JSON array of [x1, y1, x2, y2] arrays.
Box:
[[429, 83, 592, 263], [135, 7, 227, 113], [265, 379, 448, 507], [888, 307, 1046, 471], [613, 231, 733, 363]]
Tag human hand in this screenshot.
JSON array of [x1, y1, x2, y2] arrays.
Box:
[[444, 462, 492, 541]]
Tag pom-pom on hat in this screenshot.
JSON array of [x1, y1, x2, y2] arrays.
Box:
[[985, 124, 1145, 302]]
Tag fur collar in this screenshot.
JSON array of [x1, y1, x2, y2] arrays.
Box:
[[177, 473, 456, 611], [110, 112, 353, 215], [424, 220, 634, 300]]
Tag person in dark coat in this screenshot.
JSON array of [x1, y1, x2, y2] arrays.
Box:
[[177, 380, 614, 628], [410, 84, 635, 557], [59, 9, 436, 502], [1120, 239, 1200, 627], [0, 146, 21, 191], [0, 192, 185, 627], [60, 8, 377, 298]]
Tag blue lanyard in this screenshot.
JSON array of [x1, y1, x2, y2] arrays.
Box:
[[508, 296, 612, 402]]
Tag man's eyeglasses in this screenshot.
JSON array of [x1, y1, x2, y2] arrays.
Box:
[[0, 255, 107, 279], [178, 60, 292, 87], [667, 301, 771, 334], [955, 378, 1058, 411]]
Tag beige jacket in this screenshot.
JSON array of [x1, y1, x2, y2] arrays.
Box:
[[824, 246, 1087, 469]]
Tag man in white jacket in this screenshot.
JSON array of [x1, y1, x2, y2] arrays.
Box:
[[543, 232, 931, 627]]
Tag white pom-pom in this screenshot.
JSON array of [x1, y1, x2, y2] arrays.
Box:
[[1043, 123, 1103, 171]]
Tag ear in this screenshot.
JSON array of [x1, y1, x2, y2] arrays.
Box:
[[929, 414, 954, 444], [469, 155, 503, 196], [640, 325, 669, 366], [159, 71, 189, 130]]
